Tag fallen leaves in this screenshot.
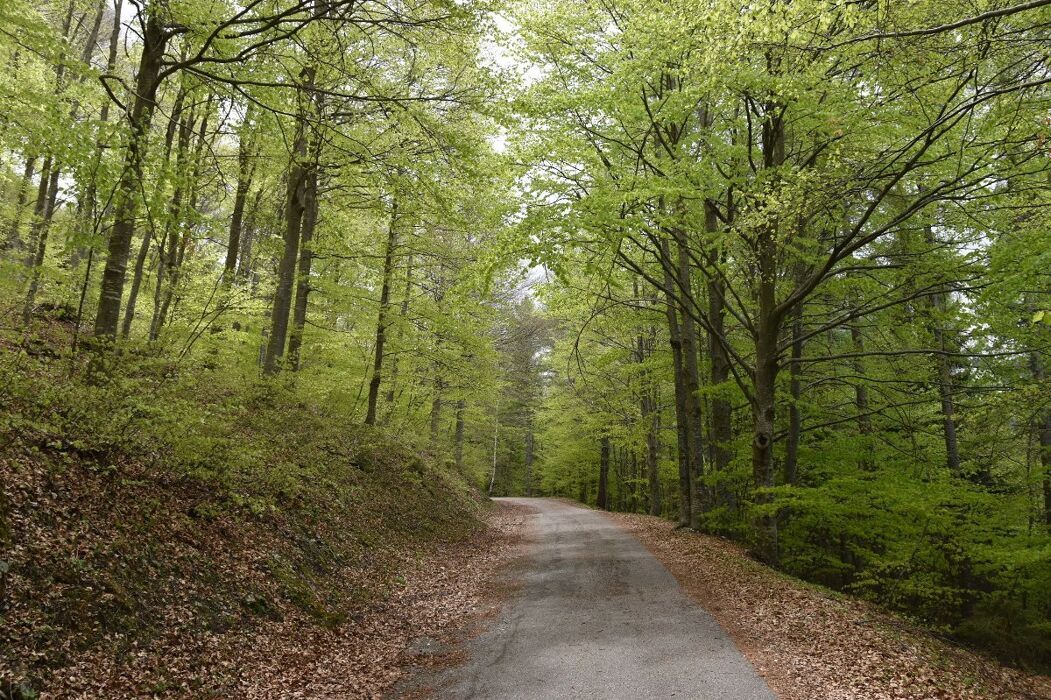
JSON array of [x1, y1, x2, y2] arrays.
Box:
[[610, 513, 1051, 700]]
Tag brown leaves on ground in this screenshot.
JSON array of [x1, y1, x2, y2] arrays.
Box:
[[0, 439, 525, 700], [610, 513, 1051, 700], [230, 502, 528, 699]]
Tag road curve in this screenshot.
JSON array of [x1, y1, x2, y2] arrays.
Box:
[[438, 497, 776, 699]]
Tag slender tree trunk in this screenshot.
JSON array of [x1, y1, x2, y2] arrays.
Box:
[[383, 253, 414, 414], [152, 104, 210, 339], [120, 232, 152, 337], [3, 156, 37, 251], [93, 13, 168, 340], [524, 416, 535, 497], [932, 308, 962, 474], [454, 399, 466, 470], [1029, 351, 1051, 529], [364, 198, 399, 423], [598, 435, 610, 510], [22, 157, 54, 276], [708, 271, 733, 499], [784, 304, 803, 484], [851, 323, 873, 470], [224, 106, 255, 283], [637, 324, 662, 516], [237, 188, 263, 280], [429, 377, 444, 444], [288, 169, 319, 370], [22, 165, 61, 322]]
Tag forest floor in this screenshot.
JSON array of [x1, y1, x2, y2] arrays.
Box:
[[0, 327, 531, 699], [612, 512, 1051, 700]]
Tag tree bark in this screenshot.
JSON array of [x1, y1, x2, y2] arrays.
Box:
[[263, 67, 314, 373], [661, 238, 693, 527], [3, 156, 37, 251], [93, 12, 168, 340], [223, 106, 255, 283], [364, 198, 399, 423], [454, 399, 466, 470], [22, 164, 61, 323], [851, 323, 873, 470], [598, 435, 610, 511], [751, 104, 785, 563], [674, 227, 707, 527], [288, 168, 319, 370], [784, 305, 803, 484]]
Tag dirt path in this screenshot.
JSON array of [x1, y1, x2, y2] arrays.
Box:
[[427, 498, 776, 699]]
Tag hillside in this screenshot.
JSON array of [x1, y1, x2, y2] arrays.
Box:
[[0, 326, 504, 698]]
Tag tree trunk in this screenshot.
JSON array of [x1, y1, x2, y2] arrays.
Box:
[[22, 164, 61, 322], [263, 67, 314, 373], [287, 168, 319, 370], [22, 156, 54, 276], [674, 228, 707, 527], [524, 419, 535, 496], [237, 188, 263, 280], [851, 323, 873, 470], [120, 232, 152, 337], [454, 399, 466, 470], [93, 13, 168, 340], [784, 305, 803, 484], [638, 324, 662, 517], [661, 238, 692, 527], [3, 156, 37, 251], [383, 253, 414, 414], [429, 376, 444, 444], [751, 105, 785, 563], [224, 107, 255, 283], [598, 435, 610, 510], [364, 198, 399, 424]]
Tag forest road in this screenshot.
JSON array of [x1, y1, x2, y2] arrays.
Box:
[[436, 497, 776, 699]]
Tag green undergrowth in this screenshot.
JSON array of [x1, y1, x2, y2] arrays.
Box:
[[0, 321, 485, 694]]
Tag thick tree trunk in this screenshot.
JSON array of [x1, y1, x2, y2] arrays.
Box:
[[93, 13, 168, 340], [674, 229, 707, 527], [751, 105, 785, 563], [598, 435, 610, 510], [364, 199, 399, 424], [263, 68, 314, 373], [661, 239, 692, 527], [287, 169, 319, 370]]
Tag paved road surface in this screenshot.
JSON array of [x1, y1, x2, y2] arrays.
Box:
[[438, 498, 776, 699]]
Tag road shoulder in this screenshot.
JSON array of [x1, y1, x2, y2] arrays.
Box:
[[609, 512, 1051, 700]]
